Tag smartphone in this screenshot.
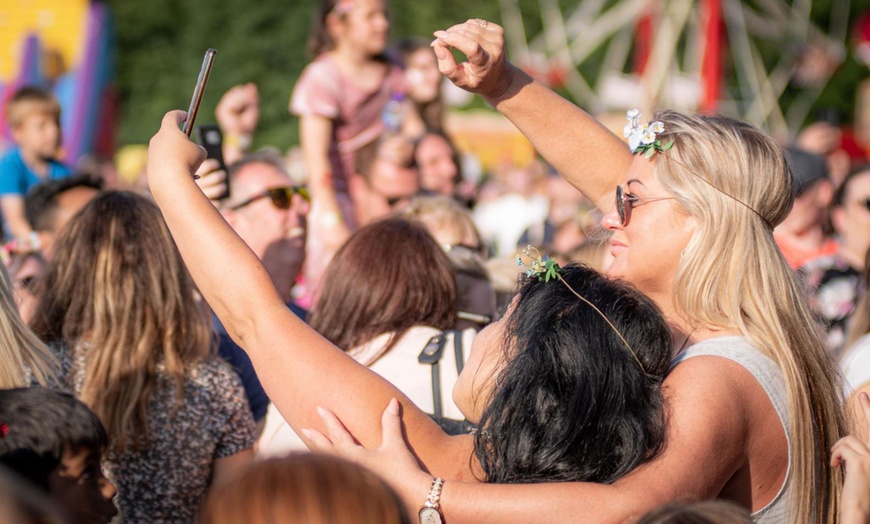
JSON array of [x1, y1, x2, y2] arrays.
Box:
[[195, 124, 230, 200], [182, 48, 217, 137]]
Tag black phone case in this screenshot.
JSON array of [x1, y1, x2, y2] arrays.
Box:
[[195, 124, 230, 200]]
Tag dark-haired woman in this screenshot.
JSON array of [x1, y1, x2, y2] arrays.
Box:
[[259, 218, 471, 456]]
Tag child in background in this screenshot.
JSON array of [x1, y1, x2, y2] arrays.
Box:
[[291, 0, 417, 230], [396, 37, 446, 135], [0, 87, 72, 241], [291, 0, 420, 299], [0, 387, 118, 524]]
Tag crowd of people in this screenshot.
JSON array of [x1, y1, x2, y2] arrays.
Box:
[[1, 0, 870, 522]]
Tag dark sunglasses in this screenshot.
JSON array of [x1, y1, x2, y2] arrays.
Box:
[[229, 186, 310, 211], [615, 185, 674, 226]]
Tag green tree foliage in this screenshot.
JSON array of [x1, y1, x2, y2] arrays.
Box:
[[107, 0, 519, 148], [107, 0, 870, 148]]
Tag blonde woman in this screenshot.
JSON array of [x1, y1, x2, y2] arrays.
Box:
[[0, 260, 54, 388], [144, 21, 842, 524], [30, 191, 256, 522]]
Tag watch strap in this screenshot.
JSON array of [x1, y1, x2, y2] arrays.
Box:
[[424, 477, 445, 509]]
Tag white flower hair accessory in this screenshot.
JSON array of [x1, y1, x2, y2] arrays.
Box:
[[623, 109, 673, 157]]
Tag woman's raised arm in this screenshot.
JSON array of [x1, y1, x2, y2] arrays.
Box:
[[432, 20, 632, 211], [145, 111, 470, 478]]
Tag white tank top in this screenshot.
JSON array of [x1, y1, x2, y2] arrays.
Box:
[[671, 336, 792, 523]]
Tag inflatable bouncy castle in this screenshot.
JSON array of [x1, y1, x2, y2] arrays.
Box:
[[0, 0, 115, 164]]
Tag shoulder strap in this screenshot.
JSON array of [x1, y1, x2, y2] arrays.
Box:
[[418, 333, 448, 418]]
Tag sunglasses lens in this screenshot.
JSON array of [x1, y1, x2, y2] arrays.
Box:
[[616, 186, 626, 225], [268, 189, 291, 210], [295, 186, 311, 203]]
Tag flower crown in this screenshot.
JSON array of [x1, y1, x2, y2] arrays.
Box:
[[0, 232, 41, 267], [516, 246, 645, 373], [624, 109, 673, 157]]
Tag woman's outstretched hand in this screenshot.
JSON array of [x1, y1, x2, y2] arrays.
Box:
[[147, 111, 207, 188], [304, 399, 434, 510], [432, 19, 515, 102], [832, 392, 870, 524]]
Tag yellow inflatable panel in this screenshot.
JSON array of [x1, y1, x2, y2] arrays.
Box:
[[0, 0, 89, 81]]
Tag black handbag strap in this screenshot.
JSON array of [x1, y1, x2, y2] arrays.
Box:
[[419, 333, 447, 418], [418, 330, 467, 420]]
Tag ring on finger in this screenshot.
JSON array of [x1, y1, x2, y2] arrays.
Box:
[[474, 18, 488, 29]]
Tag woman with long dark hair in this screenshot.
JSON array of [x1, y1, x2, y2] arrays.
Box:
[[30, 191, 256, 522]]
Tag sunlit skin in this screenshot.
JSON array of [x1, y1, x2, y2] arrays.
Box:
[[11, 112, 61, 175], [330, 0, 390, 59], [416, 134, 458, 195], [451, 303, 510, 423], [601, 156, 696, 310], [832, 171, 870, 270], [405, 47, 442, 104]]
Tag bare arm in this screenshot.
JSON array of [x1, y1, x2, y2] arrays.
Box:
[[318, 356, 761, 522], [146, 111, 466, 477], [432, 20, 632, 210], [299, 114, 350, 248], [211, 449, 253, 487], [0, 195, 34, 239]]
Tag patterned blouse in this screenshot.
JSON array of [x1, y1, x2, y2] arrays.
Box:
[[799, 254, 866, 356], [52, 345, 257, 523]]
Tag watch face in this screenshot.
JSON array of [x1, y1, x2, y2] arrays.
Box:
[[419, 506, 442, 524]]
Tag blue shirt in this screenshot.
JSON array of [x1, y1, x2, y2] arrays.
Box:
[[0, 147, 72, 196]]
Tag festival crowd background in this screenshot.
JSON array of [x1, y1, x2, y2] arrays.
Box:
[[1, 0, 870, 522]]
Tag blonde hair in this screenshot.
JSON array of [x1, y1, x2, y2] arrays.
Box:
[[653, 110, 844, 524], [0, 263, 55, 388], [30, 191, 212, 453], [401, 195, 482, 251], [6, 86, 61, 128], [200, 453, 409, 524]]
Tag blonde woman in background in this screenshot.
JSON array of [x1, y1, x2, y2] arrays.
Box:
[[0, 260, 54, 388], [401, 195, 497, 330]]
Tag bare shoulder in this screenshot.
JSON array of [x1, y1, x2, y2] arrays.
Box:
[[663, 356, 760, 450]]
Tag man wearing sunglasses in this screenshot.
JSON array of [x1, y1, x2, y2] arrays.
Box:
[[196, 151, 309, 430], [219, 152, 309, 304]]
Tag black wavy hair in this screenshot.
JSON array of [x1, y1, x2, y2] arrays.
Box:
[[0, 387, 108, 491], [475, 264, 672, 484]]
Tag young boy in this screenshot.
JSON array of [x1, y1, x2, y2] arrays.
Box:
[[0, 86, 72, 240], [0, 387, 117, 524]]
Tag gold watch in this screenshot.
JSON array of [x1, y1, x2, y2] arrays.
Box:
[[418, 477, 444, 524]]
